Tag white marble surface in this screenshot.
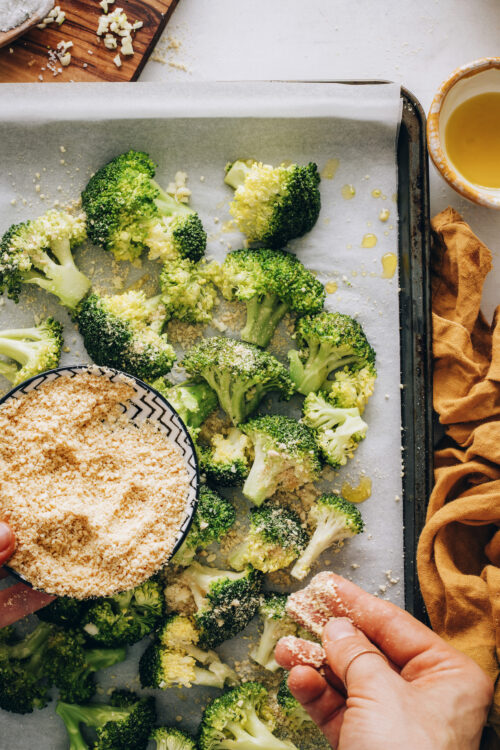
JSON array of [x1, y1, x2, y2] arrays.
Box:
[[141, 0, 500, 319]]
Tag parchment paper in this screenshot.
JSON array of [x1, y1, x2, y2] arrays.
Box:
[[0, 82, 403, 748]]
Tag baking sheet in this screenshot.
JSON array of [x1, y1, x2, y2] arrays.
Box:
[[0, 81, 403, 747]]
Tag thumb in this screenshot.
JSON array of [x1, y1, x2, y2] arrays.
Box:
[[323, 617, 397, 695], [0, 521, 15, 567]]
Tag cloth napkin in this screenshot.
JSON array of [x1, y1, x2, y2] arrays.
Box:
[[417, 207, 500, 734]]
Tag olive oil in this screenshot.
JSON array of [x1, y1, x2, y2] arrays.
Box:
[[445, 93, 500, 188]]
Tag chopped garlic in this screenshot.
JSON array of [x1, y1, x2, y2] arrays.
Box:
[[113, 53, 122, 67], [121, 35, 134, 55], [59, 52, 71, 66], [104, 33, 117, 49]]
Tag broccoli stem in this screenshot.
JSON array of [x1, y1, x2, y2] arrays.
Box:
[[55, 702, 89, 750], [242, 443, 278, 506], [226, 712, 292, 750], [289, 341, 360, 395], [291, 518, 347, 580], [224, 161, 251, 191], [6, 622, 52, 661], [251, 620, 281, 671], [241, 294, 289, 348], [152, 181, 193, 218], [84, 647, 127, 672], [192, 667, 229, 689], [0, 361, 19, 383], [0, 337, 37, 366], [23, 242, 90, 310]]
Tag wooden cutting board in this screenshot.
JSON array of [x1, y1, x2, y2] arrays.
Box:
[[0, 0, 179, 83]]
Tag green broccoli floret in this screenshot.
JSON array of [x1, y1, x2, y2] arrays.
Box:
[[0, 317, 63, 387], [172, 562, 262, 648], [277, 675, 312, 728], [224, 159, 321, 248], [199, 427, 252, 486], [151, 727, 197, 750], [0, 210, 90, 308], [150, 378, 218, 440], [44, 628, 126, 703], [82, 578, 164, 647], [139, 614, 237, 689], [217, 248, 325, 348], [302, 391, 368, 468], [241, 415, 321, 506], [173, 485, 236, 566], [160, 257, 221, 324], [0, 620, 53, 714], [288, 311, 376, 395], [56, 689, 156, 750], [37, 597, 90, 627], [250, 594, 297, 672], [326, 365, 376, 413], [291, 494, 364, 581], [82, 150, 206, 263], [76, 290, 176, 380], [199, 681, 298, 750], [229, 506, 307, 573], [183, 337, 294, 426]]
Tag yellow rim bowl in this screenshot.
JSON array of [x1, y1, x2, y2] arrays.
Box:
[[427, 57, 500, 208]]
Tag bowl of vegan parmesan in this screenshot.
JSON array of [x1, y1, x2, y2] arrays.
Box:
[[0, 365, 199, 599]]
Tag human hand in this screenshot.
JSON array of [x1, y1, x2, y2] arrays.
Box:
[[275, 573, 493, 750], [0, 520, 55, 627]]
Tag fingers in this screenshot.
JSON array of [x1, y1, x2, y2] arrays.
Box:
[[0, 583, 55, 627], [0, 521, 15, 566], [275, 636, 327, 669], [288, 666, 346, 748]]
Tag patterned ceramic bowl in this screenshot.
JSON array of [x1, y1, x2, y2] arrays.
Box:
[[1, 364, 199, 593], [427, 57, 500, 208]]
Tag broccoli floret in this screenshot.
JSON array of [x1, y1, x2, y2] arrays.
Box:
[[288, 311, 376, 395], [229, 506, 307, 573], [291, 494, 364, 580], [37, 597, 90, 627], [199, 681, 298, 750], [277, 675, 312, 728], [241, 415, 321, 506], [174, 562, 262, 648], [302, 391, 368, 468], [0, 621, 53, 713], [250, 594, 297, 672], [76, 290, 176, 380], [199, 427, 252, 486], [224, 160, 321, 248], [150, 378, 218, 440], [151, 727, 197, 750], [160, 257, 221, 324], [183, 337, 294, 426], [82, 578, 164, 647], [44, 628, 126, 703], [56, 689, 156, 750], [217, 248, 325, 348], [0, 210, 90, 308], [139, 614, 237, 689], [326, 365, 376, 413], [0, 317, 63, 387], [82, 150, 206, 263], [173, 485, 236, 566]]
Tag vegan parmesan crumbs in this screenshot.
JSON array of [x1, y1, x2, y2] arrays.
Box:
[[0, 372, 190, 599]]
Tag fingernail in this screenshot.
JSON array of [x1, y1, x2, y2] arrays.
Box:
[[324, 617, 357, 642], [0, 522, 14, 551]]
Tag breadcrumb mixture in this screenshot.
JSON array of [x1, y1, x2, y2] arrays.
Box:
[[0, 373, 190, 599]]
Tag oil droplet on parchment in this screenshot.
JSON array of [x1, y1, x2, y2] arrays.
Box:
[[325, 281, 338, 294], [342, 476, 372, 503], [321, 158, 340, 179], [361, 233, 377, 248], [379, 208, 390, 222], [341, 184, 356, 200], [381, 252, 397, 278], [371, 188, 381, 198]]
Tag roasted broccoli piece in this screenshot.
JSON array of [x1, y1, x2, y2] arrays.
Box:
[[139, 614, 237, 689], [183, 337, 294, 426], [76, 290, 176, 380], [326, 364, 376, 413], [0, 209, 90, 308], [241, 415, 321, 506], [250, 594, 297, 672], [229, 506, 307, 573], [302, 391, 368, 468], [199, 681, 298, 750], [217, 248, 325, 348], [82, 150, 206, 263], [160, 257, 220, 324], [150, 378, 218, 440], [277, 675, 313, 728], [82, 578, 164, 647], [37, 597, 90, 628], [173, 562, 262, 648], [44, 628, 126, 703], [199, 427, 252, 486], [224, 159, 321, 248], [56, 689, 156, 750], [150, 727, 197, 750], [173, 485, 236, 566], [0, 317, 63, 387], [291, 494, 364, 580], [0, 621, 54, 714], [288, 311, 376, 395]]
